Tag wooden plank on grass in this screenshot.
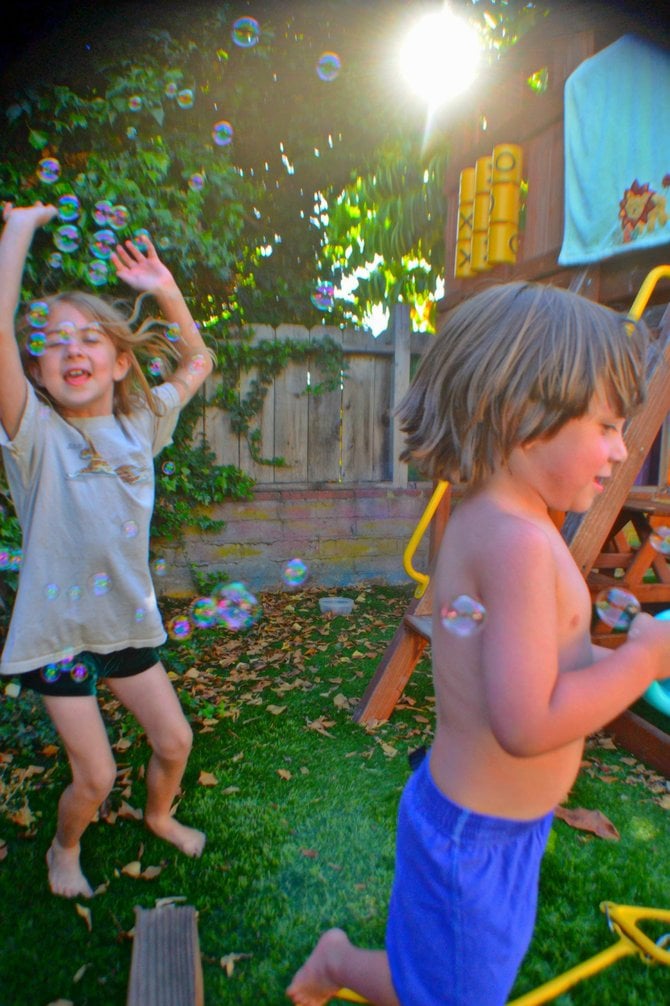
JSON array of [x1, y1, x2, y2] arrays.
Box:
[[127, 905, 203, 1006]]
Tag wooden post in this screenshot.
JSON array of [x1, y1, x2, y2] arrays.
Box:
[[391, 303, 411, 487]]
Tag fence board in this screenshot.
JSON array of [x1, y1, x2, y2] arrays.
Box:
[[238, 324, 277, 483], [307, 326, 343, 483], [273, 324, 310, 483]]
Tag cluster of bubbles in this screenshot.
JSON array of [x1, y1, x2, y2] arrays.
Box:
[[594, 587, 641, 631], [440, 594, 487, 637], [167, 581, 261, 640], [39, 656, 90, 686], [41, 572, 113, 603]]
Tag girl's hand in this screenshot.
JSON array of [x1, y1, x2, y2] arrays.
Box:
[[110, 238, 176, 295], [2, 201, 58, 228]]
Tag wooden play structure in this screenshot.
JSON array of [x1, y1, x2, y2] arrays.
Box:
[[354, 8, 670, 777]]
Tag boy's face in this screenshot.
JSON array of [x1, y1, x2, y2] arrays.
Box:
[[519, 392, 628, 513], [31, 301, 130, 418]]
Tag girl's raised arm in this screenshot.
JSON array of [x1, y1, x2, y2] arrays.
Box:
[[111, 238, 213, 403], [0, 202, 58, 438]]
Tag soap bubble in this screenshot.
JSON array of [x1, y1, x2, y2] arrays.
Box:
[[316, 52, 341, 82], [595, 587, 641, 630], [148, 357, 163, 377], [152, 557, 167, 576], [128, 95, 143, 111], [188, 172, 205, 191], [54, 225, 81, 253], [282, 558, 309, 587], [40, 664, 61, 684], [122, 519, 139, 539], [87, 260, 109, 286], [26, 300, 49, 328], [132, 228, 151, 251], [88, 571, 112, 597], [650, 525, 670, 555], [177, 89, 195, 109], [162, 461, 176, 475], [216, 581, 260, 631], [93, 200, 112, 226], [165, 81, 178, 98], [67, 585, 83, 602], [168, 615, 192, 641], [58, 194, 80, 222], [27, 331, 47, 356], [440, 594, 487, 637], [37, 157, 61, 184], [48, 252, 63, 269], [188, 354, 208, 374], [44, 582, 60, 601], [232, 16, 260, 47], [126, 126, 138, 139], [70, 662, 89, 682], [89, 228, 117, 259], [165, 323, 181, 343], [212, 120, 234, 146], [190, 596, 218, 629], [108, 205, 129, 231], [310, 282, 334, 311]]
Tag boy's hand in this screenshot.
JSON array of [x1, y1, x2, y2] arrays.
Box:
[[110, 238, 176, 295], [2, 201, 58, 229], [628, 611, 670, 679]]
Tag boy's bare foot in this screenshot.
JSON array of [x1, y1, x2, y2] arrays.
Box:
[[145, 815, 206, 857], [46, 838, 94, 899], [287, 928, 351, 1006]]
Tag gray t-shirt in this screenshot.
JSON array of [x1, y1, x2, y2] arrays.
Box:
[[0, 382, 181, 675]]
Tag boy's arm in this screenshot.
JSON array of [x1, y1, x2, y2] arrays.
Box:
[[110, 238, 213, 404], [478, 521, 666, 757], [0, 202, 57, 438]]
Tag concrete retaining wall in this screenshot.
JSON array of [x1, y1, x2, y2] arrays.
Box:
[[155, 484, 433, 596]]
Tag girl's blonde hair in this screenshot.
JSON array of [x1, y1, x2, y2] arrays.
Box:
[[398, 282, 648, 489], [19, 290, 179, 416]]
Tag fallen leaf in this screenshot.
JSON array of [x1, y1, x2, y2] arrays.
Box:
[[114, 737, 133, 752], [219, 951, 253, 976], [118, 801, 143, 820], [75, 903, 92, 931], [221, 785, 240, 796], [155, 896, 187, 908], [266, 704, 286, 715], [122, 860, 142, 878], [9, 801, 36, 829], [46, 1000, 74, 1006], [305, 716, 335, 738], [141, 865, 163, 880], [73, 963, 90, 983], [0, 840, 7, 862], [555, 805, 620, 840], [277, 769, 292, 780], [659, 793, 670, 810], [198, 771, 219, 787], [301, 848, 318, 858]]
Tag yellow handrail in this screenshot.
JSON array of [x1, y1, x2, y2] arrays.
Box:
[[402, 480, 449, 597]]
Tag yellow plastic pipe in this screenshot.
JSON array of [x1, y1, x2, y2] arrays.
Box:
[[402, 479, 449, 597]]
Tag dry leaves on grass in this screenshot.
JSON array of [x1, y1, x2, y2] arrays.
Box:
[[554, 805, 620, 840]]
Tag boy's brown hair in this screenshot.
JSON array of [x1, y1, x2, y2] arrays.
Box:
[[398, 282, 648, 489]]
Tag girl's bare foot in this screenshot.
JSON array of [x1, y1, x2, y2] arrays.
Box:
[[145, 814, 206, 857], [287, 928, 352, 1006], [46, 838, 94, 899]]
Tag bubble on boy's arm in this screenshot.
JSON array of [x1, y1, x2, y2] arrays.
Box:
[[188, 354, 208, 374], [594, 587, 640, 631], [164, 322, 181, 343], [440, 595, 487, 637]]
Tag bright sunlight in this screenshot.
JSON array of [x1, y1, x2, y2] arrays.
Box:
[[398, 5, 482, 106]]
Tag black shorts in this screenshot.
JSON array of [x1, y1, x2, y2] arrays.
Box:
[[17, 646, 161, 697]]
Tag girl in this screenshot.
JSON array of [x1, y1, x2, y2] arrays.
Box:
[[0, 201, 212, 898]]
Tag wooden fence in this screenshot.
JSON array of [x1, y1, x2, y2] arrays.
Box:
[[198, 306, 433, 487]]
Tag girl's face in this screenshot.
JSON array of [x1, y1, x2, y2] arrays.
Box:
[[512, 391, 628, 514], [32, 301, 130, 418]]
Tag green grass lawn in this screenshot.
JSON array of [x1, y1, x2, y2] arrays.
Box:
[[1, 584, 669, 1005]]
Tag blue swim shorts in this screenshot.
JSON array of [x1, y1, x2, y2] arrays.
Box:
[[17, 646, 161, 698], [386, 753, 553, 1006]]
